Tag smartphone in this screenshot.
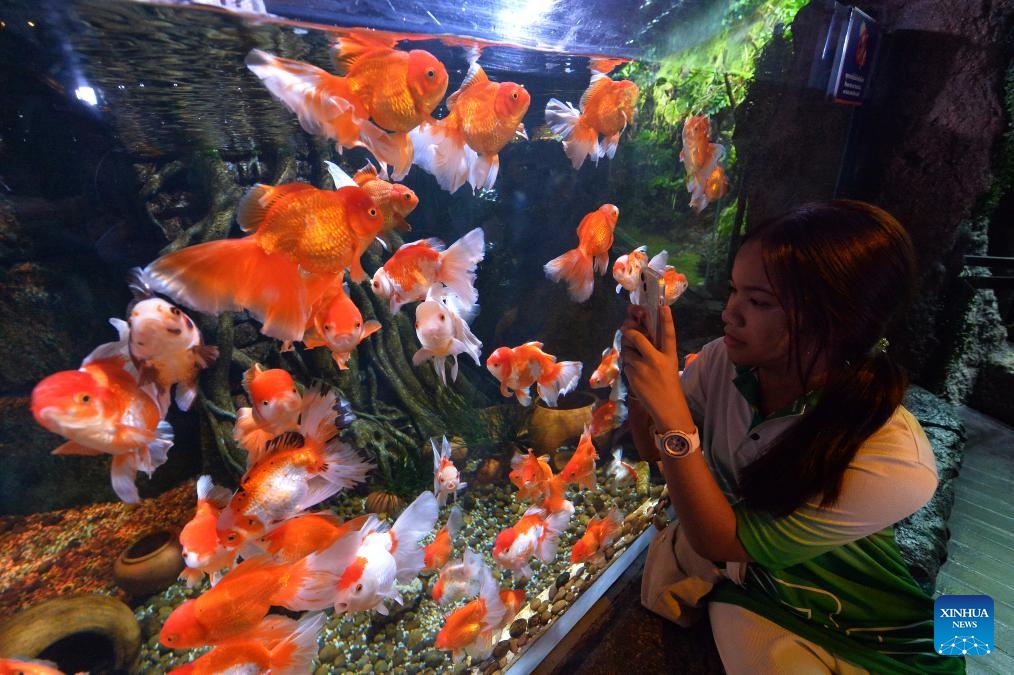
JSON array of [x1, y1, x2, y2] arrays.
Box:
[[638, 266, 665, 347]]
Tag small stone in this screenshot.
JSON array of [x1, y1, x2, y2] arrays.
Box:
[[530, 597, 543, 613], [318, 644, 340, 663], [493, 640, 512, 659], [551, 599, 568, 615], [407, 628, 425, 649], [508, 618, 527, 638], [555, 571, 570, 587]]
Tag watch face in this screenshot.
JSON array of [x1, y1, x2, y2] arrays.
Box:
[[662, 432, 691, 458]]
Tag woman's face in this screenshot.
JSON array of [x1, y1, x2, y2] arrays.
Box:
[[721, 240, 791, 370]]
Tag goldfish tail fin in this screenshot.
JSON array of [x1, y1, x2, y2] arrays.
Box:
[[297, 384, 338, 444], [545, 98, 598, 169], [544, 248, 594, 302], [436, 227, 485, 312], [537, 360, 582, 408], [315, 438, 374, 494], [358, 124, 414, 181], [410, 121, 469, 193], [268, 612, 326, 675], [390, 491, 439, 582], [144, 238, 312, 342], [468, 152, 499, 193]]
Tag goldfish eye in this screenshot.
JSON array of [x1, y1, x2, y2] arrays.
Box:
[[355, 583, 364, 592], [165, 635, 177, 644], [512, 91, 518, 100], [170, 306, 181, 315], [354, 321, 361, 328], [404, 194, 412, 201], [426, 68, 435, 78], [369, 208, 378, 217], [262, 400, 270, 406], [324, 323, 333, 333], [80, 394, 91, 403], [439, 314, 446, 321], [226, 532, 238, 542]]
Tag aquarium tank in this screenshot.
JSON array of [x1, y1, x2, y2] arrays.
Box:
[[0, 0, 809, 672]]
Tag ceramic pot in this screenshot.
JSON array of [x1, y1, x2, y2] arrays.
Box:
[[528, 391, 597, 454], [112, 529, 184, 597]]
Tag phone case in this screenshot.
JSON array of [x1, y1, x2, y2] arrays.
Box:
[[639, 267, 665, 346]]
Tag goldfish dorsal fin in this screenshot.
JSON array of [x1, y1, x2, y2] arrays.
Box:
[[589, 57, 628, 75], [579, 76, 613, 112], [241, 363, 265, 395], [447, 62, 489, 109], [265, 431, 305, 454], [353, 160, 380, 186], [236, 183, 315, 232], [332, 32, 396, 75]]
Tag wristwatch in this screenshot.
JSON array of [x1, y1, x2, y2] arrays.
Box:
[[654, 427, 701, 459]]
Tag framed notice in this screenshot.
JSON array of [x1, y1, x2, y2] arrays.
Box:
[[827, 6, 878, 104]]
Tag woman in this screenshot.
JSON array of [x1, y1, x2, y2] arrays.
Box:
[[621, 200, 962, 674]]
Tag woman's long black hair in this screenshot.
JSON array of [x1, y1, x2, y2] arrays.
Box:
[[736, 200, 918, 516]]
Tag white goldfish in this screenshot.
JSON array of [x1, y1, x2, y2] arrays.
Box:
[[432, 435, 467, 507], [413, 295, 483, 386], [492, 506, 572, 580]]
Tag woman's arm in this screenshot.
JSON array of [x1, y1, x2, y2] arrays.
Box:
[[622, 305, 750, 562]]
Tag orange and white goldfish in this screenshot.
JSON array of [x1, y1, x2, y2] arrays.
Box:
[[233, 364, 302, 463], [297, 279, 381, 370], [337, 160, 418, 237], [485, 341, 582, 407], [371, 227, 485, 316], [606, 448, 638, 487], [142, 181, 384, 342], [159, 555, 329, 648], [411, 60, 530, 193], [257, 511, 371, 563], [306, 490, 440, 615], [167, 612, 324, 675], [589, 331, 622, 389], [544, 204, 619, 302], [179, 475, 236, 588], [0, 658, 67, 675], [31, 352, 173, 504], [432, 436, 467, 506], [662, 266, 689, 305], [680, 115, 727, 212], [434, 560, 506, 663], [492, 506, 572, 579], [570, 506, 624, 564], [544, 58, 638, 169], [614, 247, 669, 304], [423, 505, 464, 574], [413, 295, 483, 386], [104, 268, 220, 413], [509, 449, 554, 503], [246, 33, 448, 179], [558, 427, 599, 490], [431, 548, 485, 604], [538, 473, 575, 516]]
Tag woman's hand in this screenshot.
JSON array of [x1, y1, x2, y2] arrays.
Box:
[[620, 303, 684, 431]]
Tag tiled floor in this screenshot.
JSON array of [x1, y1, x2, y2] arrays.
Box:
[[531, 405, 1014, 674]]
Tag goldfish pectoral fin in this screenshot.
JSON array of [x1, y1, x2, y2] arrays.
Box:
[[52, 440, 103, 456], [412, 348, 433, 367], [516, 389, 532, 407], [361, 320, 382, 339], [110, 454, 141, 504], [331, 351, 352, 370], [174, 382, 198, 412]]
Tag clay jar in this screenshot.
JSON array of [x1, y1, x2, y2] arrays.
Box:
[[112, 529, 184, 597], [528, 391, 597, 455]]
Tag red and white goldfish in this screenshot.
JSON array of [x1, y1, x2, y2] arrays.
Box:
[[413, 296, 483, 386], [606, 448, 638, 487], [233, 364, 302, 464], [167, 612, 324, 675], [411, 60, 530, 193], [142, 181, 384, 342], [297, 279, 381, 370], [589, 397, 628, 439], [159, 554, 329, 648], [371, 227, 486, 316], [0, 658, 67, 675], [431, 548, 485, 604], [662, 266, 689, 305], [432, 436, 467, 507], [589, 331, 622, 389], [31, 353, 173, 504], [434, 560, 506, 663], [544, 58, 638, 169], [557, 427, 598, 490], [492, 506, 572, 579], [680, 114, 727, 212], [423, 505, 464, 574], [485, 341, 582, 407], [508, 449, 554, 503], [257, 511, 370, 564], [544, 204, 619, 302], [179, 475, 236, 588], [570, 506, 624, 564], [106, 268, 219, 412]]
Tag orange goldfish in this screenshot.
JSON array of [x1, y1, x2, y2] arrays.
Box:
[[589, 331, 622, 389], [257, 511, 370, 563], [493, 506, 572, 579], [538, 473, 574, 516], [680, 115, 726, 212], [179, 475, 236, 588], [142, 181, 384, 342], [297, 279, 381, 370], [684, 351, 699, 369], [434, 561, 506, 663], [413, 296, 483, 386], [306, 491, 439, 615], [423, 505, 464, 573], [411, 60, 530, 193], [497, 588, 526, 629], [558, 427, 598, 490], [544, 58, 638, 169], [371, 227, 486, 315], [0, 658, 66, 675], [509, 449, 554, 502], [485, 341, 582, 408], [167, 612, 324, 675], [431, 548, 485, 604], [663, 265, 689, 305], [606, 448, 638, 486], [544, 204, 619, 302], [233, 364, 302, 464], [159, 555, 329, 648], [109, 268, 219, 412], [570, 506, 624, 564], [589, 397, 627, 438], [31, 353, 173, 504], [346, 160, 418, 235]]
